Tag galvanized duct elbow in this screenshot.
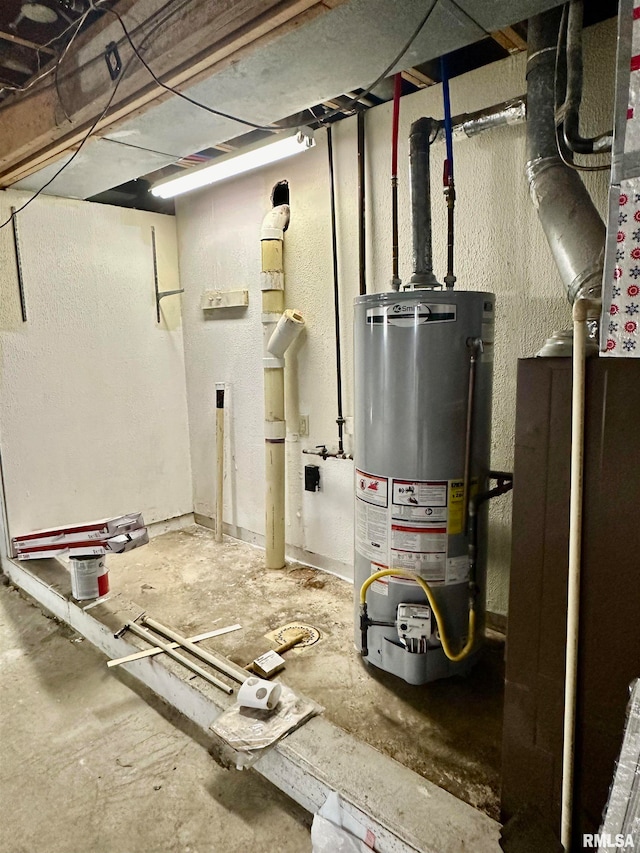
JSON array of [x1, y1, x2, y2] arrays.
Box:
[[526, 10, 605, 304]]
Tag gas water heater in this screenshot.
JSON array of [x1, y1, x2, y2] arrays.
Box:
[[354, 291, 494, 684]]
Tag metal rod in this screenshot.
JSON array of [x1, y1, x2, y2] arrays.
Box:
[[142, 615, 247, 684], [125, 620, 234, 694], [10, 208, 27, 322], [107, 623, 241, 668], [326, 126, 345, 455], [357, 111, 366, 296], [152, 225, 161, 323], [152, 224, 183, 322], [462, 338, 481, 532]]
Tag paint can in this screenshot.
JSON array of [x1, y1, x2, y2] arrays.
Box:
[[70, 556, 109, 600]]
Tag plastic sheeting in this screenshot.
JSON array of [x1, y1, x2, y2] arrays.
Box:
[[603, 0, 640, 356], [599, 679, 640, 850]]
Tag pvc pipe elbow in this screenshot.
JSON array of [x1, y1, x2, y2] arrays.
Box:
[[261, 204, 290, 241], [267, 309, 305, 358]]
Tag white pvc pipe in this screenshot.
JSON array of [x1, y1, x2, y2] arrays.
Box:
[[560, 297, 599, 851], [268, 309, 305, 359]]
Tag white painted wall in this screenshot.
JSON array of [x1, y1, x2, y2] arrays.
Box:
[[0, 191, 193, 537], [178, 18, 615, 611]]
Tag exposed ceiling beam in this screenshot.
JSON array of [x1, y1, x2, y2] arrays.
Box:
[[0, 30, 57, 56], [401, 67, 436, 88], [490, 27, 527, 54], [0, 0, 346, 187]]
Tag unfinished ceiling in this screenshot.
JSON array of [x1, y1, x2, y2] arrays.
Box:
[[2, 0, 618, 207], [0, 1, 113, 89]]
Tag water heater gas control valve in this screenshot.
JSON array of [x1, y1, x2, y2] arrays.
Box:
[[396, 603, 432, 654]]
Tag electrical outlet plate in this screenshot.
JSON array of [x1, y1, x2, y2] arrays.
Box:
[[201, 289, 249, 310], [299, 415, 309, 436]]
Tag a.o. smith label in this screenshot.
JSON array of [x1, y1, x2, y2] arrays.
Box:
[[367, 303, 457, 326]]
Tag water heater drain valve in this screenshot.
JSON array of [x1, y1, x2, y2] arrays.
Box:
[[397, 603, 432, 654]]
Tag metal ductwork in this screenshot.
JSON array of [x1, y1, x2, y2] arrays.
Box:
[[525, 9, 605, 305]]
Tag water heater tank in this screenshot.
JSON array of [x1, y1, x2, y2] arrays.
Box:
[[354, 289, 494, 684]]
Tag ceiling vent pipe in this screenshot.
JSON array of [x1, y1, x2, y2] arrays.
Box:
[[526, 9, 605, 306]]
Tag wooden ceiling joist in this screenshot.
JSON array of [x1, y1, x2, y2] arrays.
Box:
[[0, 0, 347, 187], [401, 67, 436, 89], [490, 27, 527, 54]]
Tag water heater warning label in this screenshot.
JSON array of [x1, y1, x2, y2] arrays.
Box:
[[391, 524, 447, 554], [355, 470, 389, 562], [356, 500, 388, 562], [392, 479, 447, 523], [355, 470, 388, 507]]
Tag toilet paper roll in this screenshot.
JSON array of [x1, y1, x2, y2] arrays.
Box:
[[237, 676, 282, 711]]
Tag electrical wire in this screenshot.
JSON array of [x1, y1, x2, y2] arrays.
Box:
[[553, 1, 611, 173], [313, 0, 440, 124], [106, 0, 440, 130], [0, 0, 442, 226], [99, 2, 276, 132], [0, 79, 122, 230], [0, 7, 90, 95]]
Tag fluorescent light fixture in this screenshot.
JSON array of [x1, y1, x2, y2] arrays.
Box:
[[151, 131, 315, 199]]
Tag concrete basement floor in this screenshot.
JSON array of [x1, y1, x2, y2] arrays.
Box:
[[111, 525, 504, 820], [0, 580, 312, 853]]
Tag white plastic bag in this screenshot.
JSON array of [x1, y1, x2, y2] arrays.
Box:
[[311, 792, 375, 853]]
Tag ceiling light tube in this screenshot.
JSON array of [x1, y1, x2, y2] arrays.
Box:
[[151, 131, 315, 199]]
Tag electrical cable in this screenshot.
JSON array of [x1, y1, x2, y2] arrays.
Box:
[[0, 0, 441, 225], [0, 7, 90, 95], [553, 2, 611, 173], [313, 0, 440, 124], [0, 5, 137, 231], [100, 2, 276, 132]]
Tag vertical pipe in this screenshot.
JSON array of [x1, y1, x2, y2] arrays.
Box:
[[326, 126, 345, 455], [409, 117, 439, 288], [441, 58, 456, 290], [215, 383, 225, 543], [526, 10, 604, 304], [357, 111, 366, 296], [261, 204, 290, 570], [561, 297, 594, 851], [391, 72, 402, 291]]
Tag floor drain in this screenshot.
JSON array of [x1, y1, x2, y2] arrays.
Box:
[[266, 623, 321, 647]]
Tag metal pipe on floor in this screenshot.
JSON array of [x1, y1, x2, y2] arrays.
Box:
[[125, 621, 234, 694], [142, 615, 247, 684]]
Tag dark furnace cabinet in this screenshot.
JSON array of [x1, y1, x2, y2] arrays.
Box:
[[502, 357, 640, 849]]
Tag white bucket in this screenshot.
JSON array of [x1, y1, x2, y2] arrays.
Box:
[[70, 556, 109, 600]]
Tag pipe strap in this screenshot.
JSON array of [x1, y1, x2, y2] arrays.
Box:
[[261, 271, 284, 291], [264, 421, 286, 440]]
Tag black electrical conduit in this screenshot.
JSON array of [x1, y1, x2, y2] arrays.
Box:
[[561, 0, 612, 156], [326, 126, 346, 457], [357, 111, 366, 296]]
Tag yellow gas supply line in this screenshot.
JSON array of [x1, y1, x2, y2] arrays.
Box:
[[360, 568, 476, 662]]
